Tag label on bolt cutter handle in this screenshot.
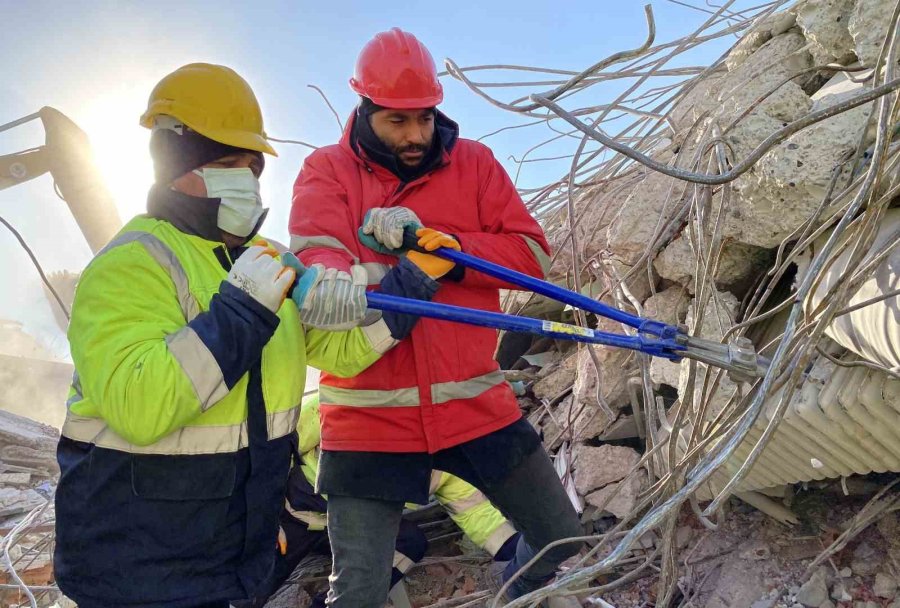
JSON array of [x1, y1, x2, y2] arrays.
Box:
[[541, 321, 593, 338]]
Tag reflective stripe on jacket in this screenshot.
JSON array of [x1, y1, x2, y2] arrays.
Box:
[[55, 216, 385, 608], [290, 111, 551, 453]]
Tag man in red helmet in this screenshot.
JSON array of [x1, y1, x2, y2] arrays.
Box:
[[289, 28, 583, 607]]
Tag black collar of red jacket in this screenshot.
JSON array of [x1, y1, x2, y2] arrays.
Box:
[[347, 108, 459, 183]]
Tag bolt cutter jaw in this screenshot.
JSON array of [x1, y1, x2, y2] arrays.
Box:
[[675, 335, 770, 382]]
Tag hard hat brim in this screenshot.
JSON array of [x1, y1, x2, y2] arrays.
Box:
[[202, 126, 278, 157], [141, 109, 278, 157], [359, 93, 444, 109]]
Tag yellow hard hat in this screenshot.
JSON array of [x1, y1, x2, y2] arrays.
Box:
[[140, 63, 277, 156]]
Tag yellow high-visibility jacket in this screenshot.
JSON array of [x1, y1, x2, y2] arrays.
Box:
[[55, 215, 394, 608]]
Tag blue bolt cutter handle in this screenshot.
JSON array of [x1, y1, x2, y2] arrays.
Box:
[[366, 291, 684, 359], [400, 230, 677, 340]]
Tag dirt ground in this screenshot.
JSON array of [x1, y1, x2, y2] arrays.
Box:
[[382, 476, 900, 607]]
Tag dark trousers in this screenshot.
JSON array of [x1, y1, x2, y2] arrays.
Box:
[[326, 444, 583, 607], [235, 507, 427, 608]]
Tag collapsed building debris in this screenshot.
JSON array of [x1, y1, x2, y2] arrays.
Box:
[[0, 412, 58, 608], [440, 0, 900, 604]]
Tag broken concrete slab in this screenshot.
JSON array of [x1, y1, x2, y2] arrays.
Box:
[[795, 568, 829, 607], [725, 8, 799, 71], [643, 286, 692, 388], [0, 488, 44, 519], [875, 572, 899, 599], [724, 111, 789, 167], [718, 32, 815, 124], [0, 411, 59, 479], [573, 444, 641, 495], [0, 473, 31, 486], [540, 394, 611, 445], [651, 357, 682, 389], [724, 73, 873, 249], [762, 81, 815, 123], [686, 290, 740, 343], [533, 355, 577, 401], [642, 286, 691, 326], [653, 231, 772, 294], [584, 474, 644, 519], [849, 0, 895, 67], [572, 326, 634, 417], [606, 170, 687, 267], [796, 0, 857, 65]]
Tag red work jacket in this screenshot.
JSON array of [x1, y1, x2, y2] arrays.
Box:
[[289, 113, 550, 453]]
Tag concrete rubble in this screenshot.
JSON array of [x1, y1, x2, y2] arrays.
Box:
[[795, 569, 829, 607], [521, 0, 898, 502], [643, 286, 692, 388], [571, 318, 635, 414], [573, 444, 640, 495], [0, 412, 58, 607], [584, 473, 645, 520], [532, 354, 578, 401], [488, 0, 900, 603]]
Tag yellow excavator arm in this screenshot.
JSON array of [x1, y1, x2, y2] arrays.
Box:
[[0, 107, 122, 253]]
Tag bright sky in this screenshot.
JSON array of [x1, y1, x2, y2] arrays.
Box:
[[0, 0, 749, 359]]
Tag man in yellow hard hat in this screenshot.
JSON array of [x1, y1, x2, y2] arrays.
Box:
[[53, 63, 445, 608]]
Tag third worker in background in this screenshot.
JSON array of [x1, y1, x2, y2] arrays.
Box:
[[289, 28, 584, 608]]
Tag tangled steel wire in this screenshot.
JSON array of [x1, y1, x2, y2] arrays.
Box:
[[443, 1, 900, 605]]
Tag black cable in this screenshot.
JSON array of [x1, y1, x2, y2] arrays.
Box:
[[0, 213, 70, 321]]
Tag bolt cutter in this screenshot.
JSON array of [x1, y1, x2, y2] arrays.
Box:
[[361, 228, 770, 382]]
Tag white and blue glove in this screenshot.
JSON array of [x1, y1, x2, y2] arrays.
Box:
[[282, 253, 368, 330], [359, 207, 422, 253], [227, 246, 296, 313]]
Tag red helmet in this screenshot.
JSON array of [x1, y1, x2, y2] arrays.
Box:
[[349, 28, 443, 109]]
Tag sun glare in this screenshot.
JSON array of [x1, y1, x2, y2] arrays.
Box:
[[77, 88, 154, 223]]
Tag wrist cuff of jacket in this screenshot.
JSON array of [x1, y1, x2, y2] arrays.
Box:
[[186, 282, 281, 389], [441, 264, 465, 282], [360, 314, 397, 355], [218, 282, 282, 328], [440, 234, 465, 282], [378, 257, 440, 340]]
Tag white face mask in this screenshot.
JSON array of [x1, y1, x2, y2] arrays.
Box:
[[193, 167, 266, 238]]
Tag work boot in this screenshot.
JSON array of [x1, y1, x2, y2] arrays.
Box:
[[485, 561, 513, 605], [486, 562, 584, 607]]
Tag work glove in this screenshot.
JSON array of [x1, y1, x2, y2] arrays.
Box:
[[277, 526, 287, 556], [361, 223, 461, 280], [406, 228, 461, 279], [360, 207, 422, 252], [227, 246, 296, 313], [282, 253, 368, 330]]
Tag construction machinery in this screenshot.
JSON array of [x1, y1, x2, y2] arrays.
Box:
[[1, 107, 122, 253]]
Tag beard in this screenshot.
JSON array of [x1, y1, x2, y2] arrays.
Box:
[[393, 142, 430, 166]]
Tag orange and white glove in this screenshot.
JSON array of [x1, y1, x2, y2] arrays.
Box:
[[227, 246, 295, 313], [277, 526, 288, 555], [405, 228, 461, 279]]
